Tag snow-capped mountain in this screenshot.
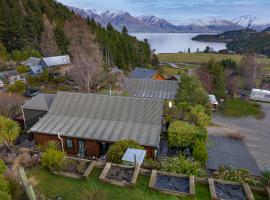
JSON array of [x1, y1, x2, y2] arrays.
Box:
[[233, 15, 270, 31], [68, 7, 269, 33]]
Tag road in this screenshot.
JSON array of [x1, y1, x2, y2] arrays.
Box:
[[208, 103, 270, 172]]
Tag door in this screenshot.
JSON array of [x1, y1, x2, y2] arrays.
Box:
[[78, 140, 86, 158]]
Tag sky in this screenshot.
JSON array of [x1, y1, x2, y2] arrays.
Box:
[[58, 0, 270, 25]]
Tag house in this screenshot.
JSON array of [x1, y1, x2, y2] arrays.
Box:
[[24, 92, 164, 159], [250, 89, 270, 102], [0, 70, 26, 84], [22, 93, 56, 130], [123, 78, 179, 100], [129, 67, 166, 80], [22, 57, 41, 67], [29, 65, 43, 75], [40, 55, 72, 75]]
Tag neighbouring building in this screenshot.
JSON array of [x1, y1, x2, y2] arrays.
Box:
[[123, 78, 179, 100], [24, 92, 164, 159], [129, 67, 166, 80], [23, 55, 72, 75], [40, 55, 72, 75]]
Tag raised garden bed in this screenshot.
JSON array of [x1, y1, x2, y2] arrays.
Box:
[[149, 170, 195, 197], [99, 162, 140, 188], [209, 178, 255, 200], [266, 187, 270, 199], [54, 157, 95, 179]]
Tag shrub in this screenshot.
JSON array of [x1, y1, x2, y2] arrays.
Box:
[[16, 65, 29, 74], [193, 140, 208, 166], [0, 177, 10, 193], [8, 80, 26, 94], [0, 191, 11, 200], [107, 140, 144, 164], [183, 104, 211, 127], [213, 166, 261, 186], [38, 140, 61, 152], [0, 160, 7, 174], [41, 148, 65, 171], [168, 121, 207, 148], [161, 155, 206, 177]]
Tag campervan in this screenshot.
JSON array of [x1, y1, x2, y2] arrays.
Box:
[[250, 89, 270, 102], [209, 95, 218, 111], [0, 79, 3, 88]]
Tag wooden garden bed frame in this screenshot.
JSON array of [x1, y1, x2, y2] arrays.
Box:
[[208, 178, 255, 200], [53, 157, 96, 179], [99, 162, 140, 188], [149, 170, 195, 197], [266, 187, 270, 199]]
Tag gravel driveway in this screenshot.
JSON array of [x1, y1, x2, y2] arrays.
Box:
[[209, 103, 270, 172]]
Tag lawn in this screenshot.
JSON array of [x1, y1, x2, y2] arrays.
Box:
[[29, 167, 211, 200], [158, 53, 270, 73], [221, 98, 264, 118]]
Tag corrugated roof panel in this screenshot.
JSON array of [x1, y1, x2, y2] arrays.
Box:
[[124, 78, 179, 100]]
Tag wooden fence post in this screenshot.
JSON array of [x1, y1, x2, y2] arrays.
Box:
[[18, 167, 37, 200]]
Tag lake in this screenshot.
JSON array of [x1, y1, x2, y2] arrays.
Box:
[[131, 33, 226, 53]]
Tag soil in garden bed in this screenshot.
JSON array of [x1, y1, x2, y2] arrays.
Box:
[[154, 174, 190, 193], [105, 166, 134, 183], [214, 182, 247, 200], [62, 158, 90, 175]]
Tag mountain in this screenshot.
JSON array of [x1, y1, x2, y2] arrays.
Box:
[[70, 7, 261, 33], [233, 15, 270, 31]]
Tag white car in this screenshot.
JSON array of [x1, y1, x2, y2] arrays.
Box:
[[0, 80, 4, 88]]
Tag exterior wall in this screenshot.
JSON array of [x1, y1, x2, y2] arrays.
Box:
[[153, 73, 166, 80], [23, 109, 47, 130], [33, 133, 156, 159]]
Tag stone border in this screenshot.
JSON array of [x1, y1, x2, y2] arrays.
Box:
[[149, 170, 195, 197], [208, 178, 255, 200], [99, 162, 140, 188], [53, 157, 96, 179]]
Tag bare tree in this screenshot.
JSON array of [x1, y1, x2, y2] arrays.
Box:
[[0, 93, 24, 118], [71, 51, 104, 93], [240, 53, 260, 90]]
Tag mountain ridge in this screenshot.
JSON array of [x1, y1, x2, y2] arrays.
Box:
[[69, 6, 270, 33]]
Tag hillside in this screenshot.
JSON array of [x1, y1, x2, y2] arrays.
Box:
[[0, 0, 154, 70], [192, 29, 257, 43]]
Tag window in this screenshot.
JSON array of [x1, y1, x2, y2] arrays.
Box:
[[66, 139, 73, 149]]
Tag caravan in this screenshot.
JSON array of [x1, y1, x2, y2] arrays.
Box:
[[250, 89, 270, 102]]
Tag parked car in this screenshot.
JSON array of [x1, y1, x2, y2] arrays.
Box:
[[0, 80, 4, 88], [24, 88, 40, 97]]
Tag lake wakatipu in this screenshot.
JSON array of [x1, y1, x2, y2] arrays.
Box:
[[131, 33, 226, 54]]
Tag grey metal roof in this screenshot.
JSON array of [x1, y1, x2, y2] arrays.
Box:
[[22, 93, 56, 111], [129, 67, 157, 79], [41, 55, 71, 67], [22, 57, 41, 67], [207, 135, 261, 176], [29, 65, 43, 75], [124, 78, 179, 99], [29, 92, 164, 147]]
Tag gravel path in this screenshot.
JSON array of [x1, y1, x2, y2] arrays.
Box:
[[209, 103, 270, 171]]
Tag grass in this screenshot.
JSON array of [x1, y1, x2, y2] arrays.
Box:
[[158, 53, 270, 73], [254, 192, 269, 200], [29, 167, 211, 200], [221, 98, 264, 118]]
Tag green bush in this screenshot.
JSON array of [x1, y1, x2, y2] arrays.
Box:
[[0, 160, 7, 174], [161, 155, 206, 177], [182, 104, 211, 127], [168, 121, 207, 148], [0, 177, 10, 193], [11, 49, 41, 61], [41, 148, 65, 171], [107, 140, 144, 164], [193, 140, 208, 166], [213, 166, 261, 186], [8, 80, 26, 94], [16, 65, 29, 74], [0, 190, 11, 200], [37, 140, 61, 152]]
